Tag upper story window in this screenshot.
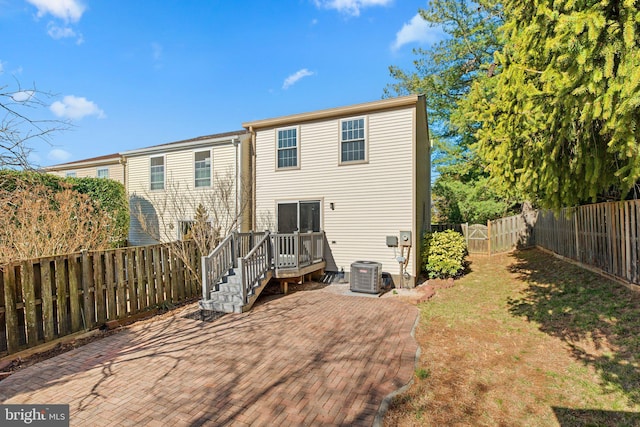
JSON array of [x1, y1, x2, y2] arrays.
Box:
[[340, 117, 366, 163], [97, 168, 109, 179], [277, 127, 298, 169], [194, 150, 211, 188], [150, 156, 164, 190], [65, 171, 76, 178]]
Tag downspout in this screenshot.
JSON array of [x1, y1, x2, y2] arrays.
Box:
[[232, 137, 239, 231], [249, 126, 256, 231], [120, 156, 127, 190]]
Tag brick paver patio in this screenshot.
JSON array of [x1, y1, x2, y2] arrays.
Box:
[[0, 287, 418, 426]]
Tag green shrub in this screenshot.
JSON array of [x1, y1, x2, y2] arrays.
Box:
[[424, 229, 467, 279], [68, 177, 129, 247]]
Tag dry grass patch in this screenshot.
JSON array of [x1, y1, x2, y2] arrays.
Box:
[[384, 249, 640, 426]]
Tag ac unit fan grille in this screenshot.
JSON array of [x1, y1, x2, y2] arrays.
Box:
[[350, 261, 382, 294]]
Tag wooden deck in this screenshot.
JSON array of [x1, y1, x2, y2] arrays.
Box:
[[201, 231, 326, 312]]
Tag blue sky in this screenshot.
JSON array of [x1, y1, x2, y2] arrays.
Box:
[[1, 0, 442, 166]]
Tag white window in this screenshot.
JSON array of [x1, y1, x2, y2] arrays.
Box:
[[97, 168, 109, 179], [65, 171, 76, 178], [277, 127, 298, 169], [340, 117, 366, 163], [194, 150, 211, 188], [150, 156, 164, 190]]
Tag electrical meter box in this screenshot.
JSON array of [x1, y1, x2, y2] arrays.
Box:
[[386, 236, 398, 247], [399, 231, 412, 247]]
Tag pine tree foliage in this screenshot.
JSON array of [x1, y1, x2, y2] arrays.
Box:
[[471, 0, 640, 208]]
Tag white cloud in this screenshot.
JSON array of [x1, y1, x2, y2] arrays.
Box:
[[26, 0, 86, 22], [282, 69, 315, 89], [0, 60, 4, 74], [392, 13, 442, 51], [313, 0, 392, 16], [47, 21, 75, 39], [47, 23, 84, 44], [48, 148, 72, 162], [11, 90, 35, 102], [50, 95, 106, 120]]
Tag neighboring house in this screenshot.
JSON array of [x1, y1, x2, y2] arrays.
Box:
[[243, 94, 430, 286], [122, 131, 251, 246], [43, 153, 125, 184]]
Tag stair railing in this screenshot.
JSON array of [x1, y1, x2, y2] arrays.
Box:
[[201, 232, 236, 300], [239, 232, 273, 304]]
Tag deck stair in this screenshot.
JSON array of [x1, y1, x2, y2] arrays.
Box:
[[200, 267, 272, 314], [199, 230, 325, 314]]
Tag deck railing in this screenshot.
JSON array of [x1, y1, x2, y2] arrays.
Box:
[[236, 231, 267, 258], [202, 230, 325, 302], [239, 233, 272, 303], [273, 231, 324, 273], [201, 233, 235, 300]]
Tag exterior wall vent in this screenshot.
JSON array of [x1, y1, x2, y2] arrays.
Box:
[[350, 261, 382, 294]]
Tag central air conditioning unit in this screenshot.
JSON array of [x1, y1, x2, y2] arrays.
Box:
[[350, 261, 382, 294]]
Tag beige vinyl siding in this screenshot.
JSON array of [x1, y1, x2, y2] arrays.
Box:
[[255, 106, 419, 277], [47, 162, 125, 184], [127, 143, 239, 245]]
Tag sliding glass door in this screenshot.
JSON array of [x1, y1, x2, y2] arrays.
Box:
[[277, 201, 321, 233]]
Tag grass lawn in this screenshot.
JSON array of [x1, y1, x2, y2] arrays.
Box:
[[384, 249, 640, 426]]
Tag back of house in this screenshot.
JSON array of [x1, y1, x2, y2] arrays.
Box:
[[243, 94, 430, 286]]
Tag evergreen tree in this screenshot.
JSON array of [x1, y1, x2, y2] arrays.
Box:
[[470, 0, 640, 208]]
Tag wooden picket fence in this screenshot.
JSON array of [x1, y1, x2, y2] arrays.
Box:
[[534, 200, 640, 286], [458, 212, 537, 255], [453, 200, 640, 286], [0, 241, 201, 357]]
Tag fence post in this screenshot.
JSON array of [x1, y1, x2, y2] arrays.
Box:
[[487, 220, 492, 256], [3, 264, 19, 353], [81, 249, 94, 329], [574, 209, 580, 263], [238, 257, 247, 304], [465, 223, 469, 248], [201, 254, 208, 301]]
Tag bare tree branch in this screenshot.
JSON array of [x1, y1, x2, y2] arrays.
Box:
[[0, 78, 71, 169], [131, 167, 252, 286]]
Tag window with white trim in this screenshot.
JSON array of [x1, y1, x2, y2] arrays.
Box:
[[150, 156, 164, 190], [340, 117, 366, 163], [65, 171, 76, 178], [277, 127, 298, 168], [194, 150, 211, 188], [97, 168, 109, 179]]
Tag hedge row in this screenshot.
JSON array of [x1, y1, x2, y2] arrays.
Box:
[[0, 170, 129, 247]]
